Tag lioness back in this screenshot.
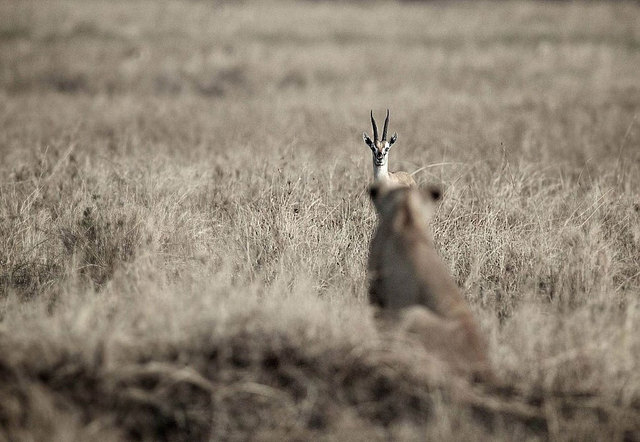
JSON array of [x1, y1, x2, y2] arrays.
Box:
[[367, 182, 491, 378], [368, 182, 462, 315]]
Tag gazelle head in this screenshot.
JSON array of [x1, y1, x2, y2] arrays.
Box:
[[363, 109, 398, 168]]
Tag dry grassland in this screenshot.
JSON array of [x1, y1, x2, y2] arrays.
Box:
[[1, 0, 640, 440]]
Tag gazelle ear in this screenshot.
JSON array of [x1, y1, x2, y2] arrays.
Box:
[[363, 132, 375, 150], [389, 132, 398, 146]]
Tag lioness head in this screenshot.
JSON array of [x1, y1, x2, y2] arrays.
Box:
[[369, 181, 442, 230]]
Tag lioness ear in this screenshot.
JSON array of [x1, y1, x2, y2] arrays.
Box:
[[368, 183, 381, 201], [422, 185, 442, 202], [369, 181, 392, 202]]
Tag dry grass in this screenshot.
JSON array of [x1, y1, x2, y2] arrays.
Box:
[[1, 0, 640, 440]]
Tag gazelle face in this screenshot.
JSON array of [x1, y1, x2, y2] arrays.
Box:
[[363, 137, 397, 167], [363, 109, 398, 168]]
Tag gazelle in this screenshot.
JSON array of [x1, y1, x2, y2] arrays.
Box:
[[363, 110, 416, 187], [367, 181, 491, 379]]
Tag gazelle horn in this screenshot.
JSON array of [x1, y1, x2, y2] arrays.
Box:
[[382, 109, 390, 141], [370, 110, 379, 142]]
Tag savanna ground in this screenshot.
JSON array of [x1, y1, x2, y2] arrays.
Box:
[[1, 0, 640, 440]]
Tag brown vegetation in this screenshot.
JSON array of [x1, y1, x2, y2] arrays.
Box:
[[1, 0, 640, 440]]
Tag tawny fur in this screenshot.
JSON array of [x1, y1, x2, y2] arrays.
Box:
[[368, 183, 491, 378], [385, 170, 416, 188]]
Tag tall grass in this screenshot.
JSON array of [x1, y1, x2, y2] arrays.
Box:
[[1, 0, 640, 440]]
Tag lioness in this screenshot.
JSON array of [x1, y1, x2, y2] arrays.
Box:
[[368, 182, 491, 378]]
